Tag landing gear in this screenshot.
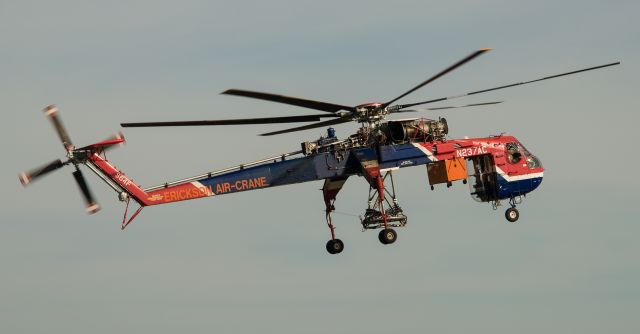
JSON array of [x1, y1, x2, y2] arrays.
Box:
[[322, 177, 349, 254], [504, 196, 521, 223], [505, 207, 519, 222], [320, 161, 409, 253], [324, 212, 345, 254], [326, 239, 344, 254], [361, 171, 406, 247], [360, 171, 407, 230], [378, 228, 397, 245]]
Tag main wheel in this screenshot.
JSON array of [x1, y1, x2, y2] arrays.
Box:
[[326, 239, 344, 254], [505, 207, 519, 222], [378, 228, 397, 245]]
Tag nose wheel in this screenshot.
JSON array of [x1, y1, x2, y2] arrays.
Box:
[[505, 207, 519, 222], [503, 196, 522, 223]]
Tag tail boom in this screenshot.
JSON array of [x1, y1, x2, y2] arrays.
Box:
[[145, 182, 215, 205], [88, 153, 152, 206], [87, 153, 216, 206]]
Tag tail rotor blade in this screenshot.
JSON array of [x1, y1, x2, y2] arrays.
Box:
[[43, 105, 74, 152], [72, 168, 100, 214], [19, 159, 65, 186]]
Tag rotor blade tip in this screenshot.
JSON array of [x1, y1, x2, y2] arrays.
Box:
[[86, 203, 101, 214], [480, 48, 492, 52], [19, 172, 31, 186], [43, 105, 58, 116]]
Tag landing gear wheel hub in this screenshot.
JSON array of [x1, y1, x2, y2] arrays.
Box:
[[326, 239, 344, 254], [378, 228, 397, 245], [505, 207, 519, 222]]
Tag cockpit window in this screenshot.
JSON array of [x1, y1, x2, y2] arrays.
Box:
[[516, 142, 542, 169], [505, 142, 522, 164]]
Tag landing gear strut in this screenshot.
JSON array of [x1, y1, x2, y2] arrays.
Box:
[[505, 196, 521, 223], [322, 178, 348, 254], [361, 171, 406, 245], [324, 211, 344, 254]]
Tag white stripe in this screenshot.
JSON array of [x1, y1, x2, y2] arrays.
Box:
[[412, 143, 438, 161], [496, 166, 544, 182], [191, 181, 214, 196], [379, 167, 400, 173]]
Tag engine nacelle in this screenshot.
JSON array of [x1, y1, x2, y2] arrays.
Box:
[[384, 118, 448, 143]]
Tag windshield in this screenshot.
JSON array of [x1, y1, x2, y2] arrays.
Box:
[[517, 142, 542, 169]]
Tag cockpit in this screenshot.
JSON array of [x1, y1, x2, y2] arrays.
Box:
[[505, 141, 542, 169]]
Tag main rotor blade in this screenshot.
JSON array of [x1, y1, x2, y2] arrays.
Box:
[[395, 101, 503, 113], [19, 159, 65, 186], [121, 114, 339, 127], [260, 117, 352, 136], [222, 89, 356, 113], [397, 61, 621, 109], [72, 168, 100, 214], [381, 48, 492, 109], [43, 105, 74, 152]]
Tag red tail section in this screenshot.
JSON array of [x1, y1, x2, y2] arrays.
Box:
[[77, 132, 125, 152], [88, 153, 152, 206]]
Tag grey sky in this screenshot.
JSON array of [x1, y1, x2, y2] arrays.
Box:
[[1, 0, 638, 333]]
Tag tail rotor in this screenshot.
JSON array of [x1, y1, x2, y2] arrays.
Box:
[[43, 105, 74, 153], [19, 105, 102, 214], [72, 167, 100, 214], [19, 159, 66, 186]]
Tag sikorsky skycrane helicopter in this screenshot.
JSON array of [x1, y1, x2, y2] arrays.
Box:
[[19, 49, 619, 254]]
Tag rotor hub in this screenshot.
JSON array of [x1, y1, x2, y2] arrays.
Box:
[[355, 103, 386, 123]]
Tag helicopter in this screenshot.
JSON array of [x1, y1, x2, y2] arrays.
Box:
[[19, 49, 619, 254]]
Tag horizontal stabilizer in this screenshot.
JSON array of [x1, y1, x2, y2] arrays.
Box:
[[76, 132, 125, 152]]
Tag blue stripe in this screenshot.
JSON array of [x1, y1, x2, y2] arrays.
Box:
[[496, 175, 543, 199]]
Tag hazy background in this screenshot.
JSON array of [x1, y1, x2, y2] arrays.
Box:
[[1, 0, 638, 333]]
